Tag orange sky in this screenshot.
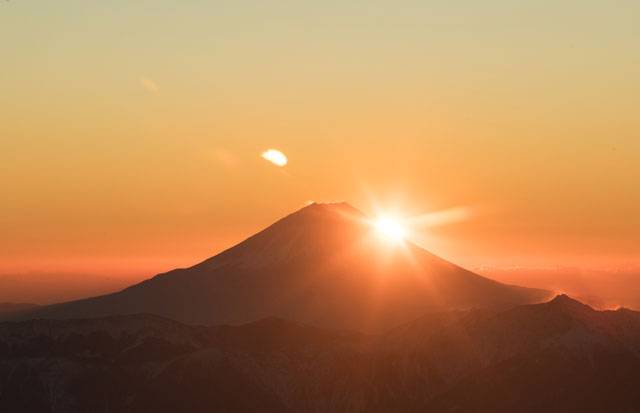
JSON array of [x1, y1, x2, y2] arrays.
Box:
[[2, 1, 639, 281]]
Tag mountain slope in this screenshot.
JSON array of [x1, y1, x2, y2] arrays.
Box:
[[0, 303, 39, 318], [2, 296, 640, 412], [15, 203, 549, 331]]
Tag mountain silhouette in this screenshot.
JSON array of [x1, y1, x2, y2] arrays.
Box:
[[13, 202, 550, 331], [2, 295, 640, 412], [0, 303, 39, 318]]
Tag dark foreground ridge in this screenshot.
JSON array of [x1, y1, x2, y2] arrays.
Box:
[[2, 295, 640, 413], [9, 203, 550, 331]]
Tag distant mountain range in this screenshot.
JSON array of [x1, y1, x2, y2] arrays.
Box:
[[2, 295, 640, 412], [8, 203, 550, 331], [0, 303, 39, 318]]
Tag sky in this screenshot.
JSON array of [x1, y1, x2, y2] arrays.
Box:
[[2, 1, 639, 286]]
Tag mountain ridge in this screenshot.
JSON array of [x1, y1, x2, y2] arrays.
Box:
[[2, 294, 640, 412]]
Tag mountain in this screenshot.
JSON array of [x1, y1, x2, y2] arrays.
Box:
[[379, 294, 640, 412], [0, 303, 39, 318], [12, 203, 549, 331], [2, 295, 640, 412]]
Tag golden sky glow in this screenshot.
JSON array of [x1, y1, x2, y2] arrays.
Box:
[[1, 1, 639, 278]]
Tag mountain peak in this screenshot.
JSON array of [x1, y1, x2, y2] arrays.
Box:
[[265, 201, 368, 236], [305, 201, 352, 208], [547, 294, 593, 312], [550, 293, 575, 303], [293, 201, 365, 218]]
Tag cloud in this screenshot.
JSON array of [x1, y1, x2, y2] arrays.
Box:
[[139, 76, 159, 94], [261, 149, 288, 167]]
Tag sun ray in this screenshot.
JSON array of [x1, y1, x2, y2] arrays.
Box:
[[407, 206, 473, 229]]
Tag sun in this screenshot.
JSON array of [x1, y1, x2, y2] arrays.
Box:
[[374, 216, 407, 243]]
